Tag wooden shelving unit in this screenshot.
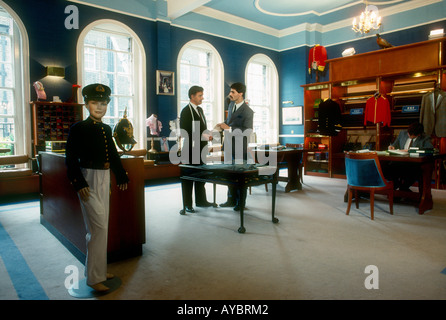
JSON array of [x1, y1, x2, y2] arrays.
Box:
[[302, 37, 446, 179], [30, 101, 83, 157]]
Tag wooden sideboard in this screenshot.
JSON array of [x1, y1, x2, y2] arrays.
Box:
[[38, 152, 145, 263]]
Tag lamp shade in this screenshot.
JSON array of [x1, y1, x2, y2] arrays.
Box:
[[45, 66, 65, 78]]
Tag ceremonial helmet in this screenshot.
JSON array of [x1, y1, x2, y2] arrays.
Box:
[[113, 108, 137, 152]]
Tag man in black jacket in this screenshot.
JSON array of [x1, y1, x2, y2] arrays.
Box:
[[179, 86, 214, 212]]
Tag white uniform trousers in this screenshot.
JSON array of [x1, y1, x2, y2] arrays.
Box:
[[78, 168, 110, 286]]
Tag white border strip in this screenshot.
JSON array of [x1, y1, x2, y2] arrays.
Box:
[[279, 134, 305, 138]]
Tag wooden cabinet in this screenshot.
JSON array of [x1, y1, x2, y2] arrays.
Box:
[[30, 101, 83, 157], [302, 37, 446, 178], [302, 82, 347, 177]]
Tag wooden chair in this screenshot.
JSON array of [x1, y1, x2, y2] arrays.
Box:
[[345, 152, 394, 220]]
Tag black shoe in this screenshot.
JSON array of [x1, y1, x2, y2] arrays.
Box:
[[185, 206, 195, 213], [233, 205, 246, 211], [196, 201, 216, 208], [220, 201, 236, 208]]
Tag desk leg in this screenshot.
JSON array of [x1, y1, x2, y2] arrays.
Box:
[[238, 187, 246, 234], [272, 180, 279, 223], [418, 161, 434, 214], [179, 179, 186, 215], [285, 153, 302, 193], [213, 183, 217, 206]]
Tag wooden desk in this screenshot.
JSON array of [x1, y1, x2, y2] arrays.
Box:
[[39, 152, 145, 263], [254, 148, 307, 193], [378, 154, 445, 215], [179, 164, 278, 233]]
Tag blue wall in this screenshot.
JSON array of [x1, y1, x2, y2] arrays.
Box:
[[3, 0, 280, 138], [3, 0, 446, 141]]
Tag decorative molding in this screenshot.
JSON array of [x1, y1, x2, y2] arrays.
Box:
[[254, 0, 405, 17], [67, 0, 444, 52], [193, 6, 280, 37]]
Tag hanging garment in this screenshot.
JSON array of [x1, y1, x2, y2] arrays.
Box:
[[420, 89, 446, 137], [317, 99, 342, 136], [364, 95, 391, 127]]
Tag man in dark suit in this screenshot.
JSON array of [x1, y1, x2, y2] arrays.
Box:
[[179, 86, 214, 212], [386, 122, 434, 191], [389, 122, 433, 150], [217, 82, 254, 211]]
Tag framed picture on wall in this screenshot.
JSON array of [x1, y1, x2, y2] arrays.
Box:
[[282, 106, 303, 125], [156, 70, 175, 95]]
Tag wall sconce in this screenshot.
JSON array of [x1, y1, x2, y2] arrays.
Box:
[[429, 29, 444, 40], [45, 66, 65, 78]]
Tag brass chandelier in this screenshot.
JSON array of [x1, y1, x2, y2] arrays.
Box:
[[352, 1, 382, 34]]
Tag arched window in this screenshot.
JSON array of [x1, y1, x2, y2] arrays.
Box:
[[77, 20, 146, 149], [177, 40, 224, 130], [0, 2, 29, 156], [245, 54, 278, 144]]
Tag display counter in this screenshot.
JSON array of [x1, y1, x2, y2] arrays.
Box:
[[38, 152, 145, 263]]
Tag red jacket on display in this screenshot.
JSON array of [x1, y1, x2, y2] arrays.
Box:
[[364, 95, 391, 127]]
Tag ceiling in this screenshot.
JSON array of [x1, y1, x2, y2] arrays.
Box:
[[169, 0, 414, 30], [74, 0, 445, 50]]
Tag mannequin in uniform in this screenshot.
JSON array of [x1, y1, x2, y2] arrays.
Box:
[[65, 83, 129, 292]]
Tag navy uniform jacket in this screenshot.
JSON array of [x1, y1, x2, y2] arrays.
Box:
[[65, 117, 129, 191], [318, 99, 342, 136]]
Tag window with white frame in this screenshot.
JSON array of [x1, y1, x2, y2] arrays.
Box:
[[178, 40, 224, 131], [0, 4, 27, 157], [79, 21, 146, 149], [246, 54, 278, 145]]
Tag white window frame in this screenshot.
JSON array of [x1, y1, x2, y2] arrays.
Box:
[[177, 40, 224, 130], [245, 54, 279, 145], [0, 1, 30, 157], [77, 20, 147, 150]]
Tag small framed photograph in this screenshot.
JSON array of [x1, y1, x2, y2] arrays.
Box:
[[156, 70, 174, 95], [282, 106, 303, 125]]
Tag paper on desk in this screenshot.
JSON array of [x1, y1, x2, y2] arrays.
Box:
[[388, 149, 409, 155]]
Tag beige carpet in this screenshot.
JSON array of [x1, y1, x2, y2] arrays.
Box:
[[1, 175, 446, 300]]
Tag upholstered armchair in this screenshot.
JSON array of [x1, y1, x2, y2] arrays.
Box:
[[345, 152, 394, 220]]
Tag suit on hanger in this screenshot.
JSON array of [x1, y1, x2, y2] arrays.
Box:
[[179, 103, 209, 207], [420, 90, 446, 137]]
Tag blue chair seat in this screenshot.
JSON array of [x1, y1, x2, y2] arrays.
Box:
[[345, 152, 394, 220]]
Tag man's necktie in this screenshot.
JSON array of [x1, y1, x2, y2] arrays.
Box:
[[408, 139, 413, 148]]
